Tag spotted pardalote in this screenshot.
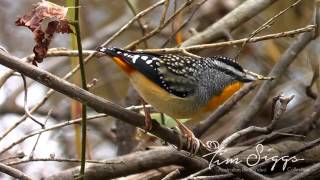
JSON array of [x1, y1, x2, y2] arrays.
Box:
[[97, 47, 264, 119]]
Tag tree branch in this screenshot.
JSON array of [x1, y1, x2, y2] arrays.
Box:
[[44, 147, 208, 180], [0, 48, 269, 180], [0, 52, 188, 151], [235, 30, 316, 131], [181, 0, 278, 46], [0, 162, 32, 180]]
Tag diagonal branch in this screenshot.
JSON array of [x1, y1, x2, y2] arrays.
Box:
[[235, 0, 319, 130], [0, 162, 32, 180], [0, 50, 269, 180], [181, 0, 278, 46], [0, 52, 186, 151], [235, 29, 316, 131]]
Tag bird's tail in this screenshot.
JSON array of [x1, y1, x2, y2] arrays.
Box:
[[97, 46, 125, 57]]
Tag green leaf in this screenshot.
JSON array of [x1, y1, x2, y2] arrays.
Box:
[[150, 113, 189, 128]]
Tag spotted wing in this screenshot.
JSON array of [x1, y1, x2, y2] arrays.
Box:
[[98, 47, 199, 98], [156, 54, 201, 98]]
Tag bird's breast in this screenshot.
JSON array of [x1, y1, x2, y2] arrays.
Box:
[[202, 82, 243, 112], [129, 71, 199, 119]]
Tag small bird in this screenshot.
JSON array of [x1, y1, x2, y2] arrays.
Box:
[[97, 47, 271, 152]]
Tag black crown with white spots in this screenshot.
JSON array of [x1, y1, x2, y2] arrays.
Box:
[[97, 47, 255, 98]]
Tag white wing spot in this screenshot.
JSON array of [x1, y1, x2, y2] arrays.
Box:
[[132, 55, 140, 63], [99, 47, 106, 51], [141, 56, 148, 60], [146, 60, 153, 64]]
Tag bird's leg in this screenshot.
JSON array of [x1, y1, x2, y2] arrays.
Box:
[[141, 98, 152, 132], [173, 118, 201, 154]]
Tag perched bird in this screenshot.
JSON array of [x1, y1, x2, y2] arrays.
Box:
[[97, 47, 271, 152]]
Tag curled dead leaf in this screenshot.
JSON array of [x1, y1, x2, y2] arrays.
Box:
[[15, 0, 73, 65]]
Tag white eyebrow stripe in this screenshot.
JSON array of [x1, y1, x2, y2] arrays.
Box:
[[214, 61, 245, 77]]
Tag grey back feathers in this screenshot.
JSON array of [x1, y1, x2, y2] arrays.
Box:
[[97, 47, 256, 99]]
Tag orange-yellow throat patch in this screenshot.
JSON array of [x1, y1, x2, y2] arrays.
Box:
[[203, 82, 243, 112], [112, 57, 134, 74]]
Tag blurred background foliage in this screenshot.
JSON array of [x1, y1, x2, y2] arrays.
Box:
[[0, 0, 319, 179]]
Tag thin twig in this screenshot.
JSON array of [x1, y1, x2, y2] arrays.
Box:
[[21, 74, 44, 127], [6, 157, 120, 166], [159, 0, 170, 26], [171, 0, 178, 36], [0, 105, 150, 155], [219, 94, 294, 148], [142, 25, 315, 53], [235, 0, 304, 60], [188, 175, 233, 180], [220, 126, 268, 149], [0, 88, 55, 142], [17, 25, 312, 60], [0, 45, 8, 54], [181, 49, 200, 58], [125, 0, 194, 49], [29, 109, 52, 159], [124, 0, 149, 48], [103, 0, 165, 46], [0, 152, 25, 163], [0, 114, 107, 155], [161, 0, 208, 48]]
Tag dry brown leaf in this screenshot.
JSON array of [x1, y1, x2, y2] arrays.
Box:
[[15, 0, 73, 65]]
